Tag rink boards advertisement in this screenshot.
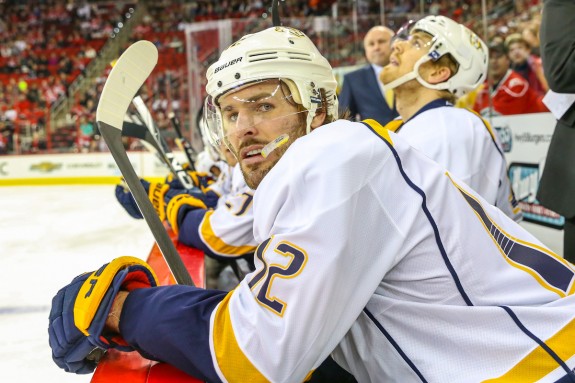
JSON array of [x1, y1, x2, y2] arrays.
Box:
[[0, 151, 175, 185], [490, 112, 564, 255], [0, 114, 564, 254]]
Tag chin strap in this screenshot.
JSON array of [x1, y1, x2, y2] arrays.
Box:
[[382, 71, 419, 92], [305, 108, 315, 134], [382, 53, 453, 93]]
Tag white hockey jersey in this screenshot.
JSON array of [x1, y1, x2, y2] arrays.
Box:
[[389, 100, 522, 222], [123, 119, 575, 383], [210, 119, 575, 382], [207, 161, 234, 199], [195, 163, 258, 258]]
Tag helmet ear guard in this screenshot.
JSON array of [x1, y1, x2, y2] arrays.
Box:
[[413, 16, 488, 96], [384, 15, 488, 97], [205, 26, 338, 143]]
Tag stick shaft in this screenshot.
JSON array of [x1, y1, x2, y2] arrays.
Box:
[[100, 123, 194, 286]]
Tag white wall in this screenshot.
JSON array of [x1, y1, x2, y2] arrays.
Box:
[[0, 151, 186, 185], [490, 112, 563, 255]]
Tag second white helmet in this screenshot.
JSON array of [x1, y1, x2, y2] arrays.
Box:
[[385, 15, 488, 97]]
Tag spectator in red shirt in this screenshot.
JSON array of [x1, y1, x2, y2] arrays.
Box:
[[505, 33, 548, 96], [473, 42, 548, 116]]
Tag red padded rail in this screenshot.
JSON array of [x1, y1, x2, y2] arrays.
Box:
[[91, 227, 205, 383]]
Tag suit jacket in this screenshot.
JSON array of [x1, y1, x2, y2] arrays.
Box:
[[338, 65, 398, 125], [536, 0, 575, 218]]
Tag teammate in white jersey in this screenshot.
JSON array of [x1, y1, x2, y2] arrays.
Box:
[[380, 15, 522, 222], [49, 26, 575, 383], [192, 127, 258, 289], [116, 126, 258, 288]]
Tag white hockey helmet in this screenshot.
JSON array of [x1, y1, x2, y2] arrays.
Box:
[[384, 15, 488, 97], [198, 111, 221, 162], [204, 26, 338, 146]]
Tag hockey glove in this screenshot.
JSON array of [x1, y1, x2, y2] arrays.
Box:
[[166, 170, 215, 192], [48, 256, 158, 374], [147, 180, 171, 221], [115, 182, 143, 219], [115, 179, 179, 220], [115, 179, 218, 221], [166, 194, 208, 235]]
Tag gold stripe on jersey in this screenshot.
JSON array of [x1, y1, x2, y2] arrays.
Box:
[[466, 108, 498, 143], [382, 119, 404, 133], [362, 119, 394, 144], [482, 317, 575, 382], [213, 292, 270, 382], [200, 210, 257, 256], [449, 175, 575, 297], [467, 109, 521, 215]]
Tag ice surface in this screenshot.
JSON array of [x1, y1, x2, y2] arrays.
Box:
[[0, 185, 155, 383]]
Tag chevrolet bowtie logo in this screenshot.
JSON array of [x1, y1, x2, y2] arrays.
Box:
[[30, 162, 62, 173]]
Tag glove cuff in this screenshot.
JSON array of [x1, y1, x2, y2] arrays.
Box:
[[74, 256, 158, 350], [148, 182, 170, 221], [166, 194, 208, 235]]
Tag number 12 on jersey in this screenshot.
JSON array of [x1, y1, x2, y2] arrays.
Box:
[[248, 237, 308, 316]]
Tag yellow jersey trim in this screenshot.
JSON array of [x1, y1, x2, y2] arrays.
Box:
[[483, 317, 575, 382], [213, 292, 270, 382], [200, 210, 257, 256], [449, 174, 573, 297], [362, 119, 394, 145], [383, 119, 405, 133]]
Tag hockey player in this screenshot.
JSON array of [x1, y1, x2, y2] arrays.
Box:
[[50, 26, 575, 383], [380, 15, 522, 222], [194, 119, 257, 289], [115, 124, 257, 289]]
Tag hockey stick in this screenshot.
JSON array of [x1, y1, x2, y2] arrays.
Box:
[[131, 96, 195, 189], [96, 40, 194, 286], [168, 112, 196, 171], [123, 113, 171, 163], [122, 119, 167, 159]]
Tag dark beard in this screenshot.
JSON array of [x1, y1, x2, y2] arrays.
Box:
[[239, 123, 306, 189]]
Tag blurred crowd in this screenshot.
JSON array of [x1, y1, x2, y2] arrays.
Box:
[[0, 0, 131, 154], [0, 0, 547, 156]]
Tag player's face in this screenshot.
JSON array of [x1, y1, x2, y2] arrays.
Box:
[[219, 143, 238, 167], [364, 28, 394, 67], [218, 80, 306, 189], [380, 31, 433, 87]]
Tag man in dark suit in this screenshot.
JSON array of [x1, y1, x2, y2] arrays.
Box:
[[536, 0, 575, 262], [338, 26, 398, 124]]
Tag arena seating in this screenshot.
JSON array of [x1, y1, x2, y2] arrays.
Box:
[[0, 0, 543, 155]]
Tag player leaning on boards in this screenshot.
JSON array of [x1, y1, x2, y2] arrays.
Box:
[[114, 130, 259, 289], [381, 15, 522, 222], [49, 26, 575, 383]]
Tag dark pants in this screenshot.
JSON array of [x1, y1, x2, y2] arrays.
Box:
[[308, 356, 357, 383], [564, 216, 575, 264]]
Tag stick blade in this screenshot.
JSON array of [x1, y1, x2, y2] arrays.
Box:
[[96, 40, 158, 130]]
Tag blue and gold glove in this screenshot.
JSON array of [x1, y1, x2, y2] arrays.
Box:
[[115, 178, 219, 221], [166, 169, 215, 192], [114, 179, 172, 220], [147, 180, 171, 221], [166, 194, 208, 235], [115, 183, 143, 219], [48, 256, 158, 374], [190, 171, 215, 191]]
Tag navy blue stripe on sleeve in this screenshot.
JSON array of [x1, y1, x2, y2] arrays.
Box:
[[178, 208, 214, 253], [121, 285, 228, 382]]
